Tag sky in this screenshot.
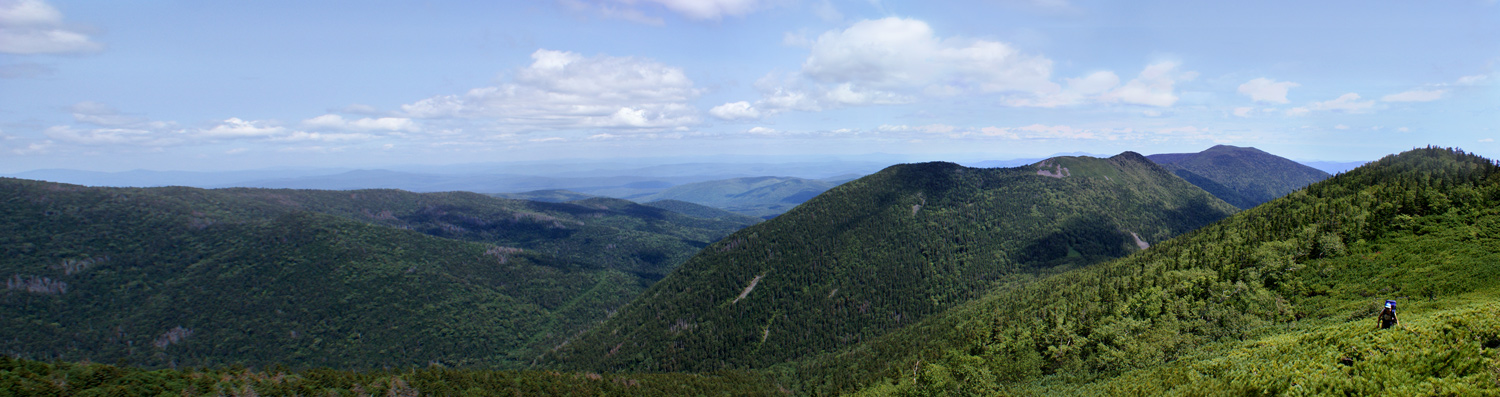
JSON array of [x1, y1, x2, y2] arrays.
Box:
[[0, 0, 1496, 172]]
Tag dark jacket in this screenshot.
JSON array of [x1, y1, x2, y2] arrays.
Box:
[[1379, 307, 1398, 329]]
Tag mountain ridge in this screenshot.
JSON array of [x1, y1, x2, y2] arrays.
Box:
[[1147, 145, 1330, 209], [545, 151, 1239, 372]]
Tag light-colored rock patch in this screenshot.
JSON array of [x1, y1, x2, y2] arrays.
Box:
[[733, 273, 765, 304], [1130, 232, 1150, 250]]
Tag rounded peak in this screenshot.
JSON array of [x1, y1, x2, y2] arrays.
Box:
[[1109, 151, 1151, 163]]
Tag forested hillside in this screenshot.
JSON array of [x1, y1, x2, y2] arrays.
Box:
[[643, 199, 765, 224], [547, 152, 1239, 373], [1148, 145, 1330, 209], [0, 179, 741, 370], [786, 147, 1500, 395], [209, 188, 757, 280]]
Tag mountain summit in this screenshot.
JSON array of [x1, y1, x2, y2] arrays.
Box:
[[1147, 145, 1330, 209]]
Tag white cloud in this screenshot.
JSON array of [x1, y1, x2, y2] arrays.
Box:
[[1398, 127, 1410, 132], [1237, 78, 1299, 104], [709, 101, 762, 120], [640, 0, 762, 20], [1334, 124, 1349, 130], [0, 0, 101, 54], [746, 126, 778, 135], [1456, 74, 1489, 86], [733, 17, 1068, 115], [1066, 71, 1120, 96], [1100, 61, 1197, 107], [1285, 107, 1309, 116], [11, 139, 52, 155], [1381, 89, 1446, 102], [1004, 70, 1119, 107], [303, 114, 418, 132], [44, 125, 181, 146], [199, 118, 285, 139], [802, 18, 1057, 95], [272, 131, 376, 142], [877, 124, 955, 133], [1480, 138, 1494, 143], [1307, 93, 1374, 113], [70, 101, 147, 127], [402, 49, 700, 132], [1232, 107, 1254, 117], [561, 0, 765, 23]]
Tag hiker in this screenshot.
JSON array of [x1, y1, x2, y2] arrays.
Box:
[[1378, 300, 1398, 329]]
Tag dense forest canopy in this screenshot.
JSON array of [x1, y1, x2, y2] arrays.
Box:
[[547, 152, 1239, 372]]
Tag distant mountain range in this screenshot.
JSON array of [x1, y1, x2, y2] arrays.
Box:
[[626, 175, 857, 219], [3, 160, 891, 195], [1148, 145, 1331, 209], [546, 152, 1240, 372]]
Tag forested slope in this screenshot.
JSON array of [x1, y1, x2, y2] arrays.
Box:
[[1148, 145, 1330, 209], [210, 188, 757, 280], [794, 147, 1500, 395], [0, 179, 679, 369], [547, 152, 1239, 373]]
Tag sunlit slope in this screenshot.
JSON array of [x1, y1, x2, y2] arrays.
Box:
[[0, 179, 648, 369], [799, 147, 1500, 395], [547, 152, 1239, 372]]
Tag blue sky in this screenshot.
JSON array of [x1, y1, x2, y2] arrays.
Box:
[[1, 0, 1496, 172]]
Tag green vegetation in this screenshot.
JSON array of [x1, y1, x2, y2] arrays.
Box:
[[7, 147, 1498, 396], [644, 199, 765, 225], [547, 152, 1239, 373], [633, 176, 845, 219], [1149, 145, 1331, 209], [211, 188, 758, 279], [0, 356, 783, 396], [0, 180, 750, 370], [784, 147, 1500, 395], [491, 189, 598, 203]]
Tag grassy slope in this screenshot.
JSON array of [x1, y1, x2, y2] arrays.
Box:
[[546, 153, 1238, 373], [1149, 145, 1331, 209], [0, 179, 649, 369], [811, 147, 1500, 395]]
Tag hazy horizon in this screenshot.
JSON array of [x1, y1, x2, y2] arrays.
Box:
[[2, 1, 1493, 173]]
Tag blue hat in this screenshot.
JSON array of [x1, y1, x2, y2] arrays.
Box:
[[1385, 300, 1396, 309]]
